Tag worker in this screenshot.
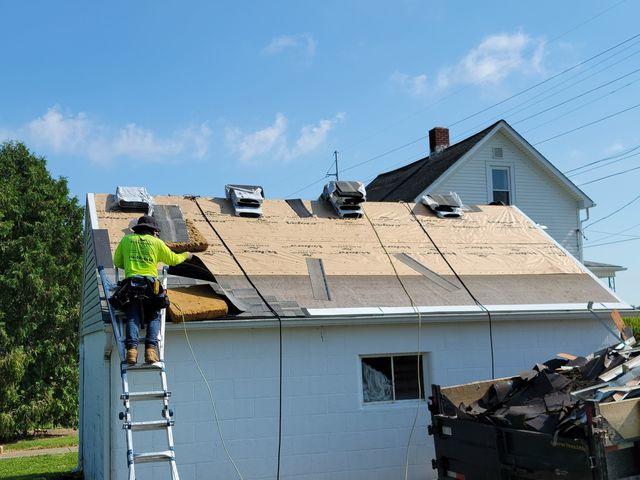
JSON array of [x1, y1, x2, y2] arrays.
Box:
[[113, 215, 192, 365]]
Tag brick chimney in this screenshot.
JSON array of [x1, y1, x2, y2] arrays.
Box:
[[429, 127, 450, 154]]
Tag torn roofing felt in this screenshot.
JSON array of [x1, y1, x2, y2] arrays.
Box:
[[92, 193, 621, 317]]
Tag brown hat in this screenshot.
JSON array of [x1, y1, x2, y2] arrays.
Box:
[[131, 215, 160, 233]]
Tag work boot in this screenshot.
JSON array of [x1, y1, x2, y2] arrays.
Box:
[[145, 345, 159, 364], [125, 348, 138, 366]]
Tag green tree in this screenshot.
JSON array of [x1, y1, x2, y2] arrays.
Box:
[[0, 142, 83, 440]]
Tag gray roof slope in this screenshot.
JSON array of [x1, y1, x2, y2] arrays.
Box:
[[367, 121, 499, 201]]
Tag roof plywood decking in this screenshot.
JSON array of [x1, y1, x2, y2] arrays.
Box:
[[92, 193, 617, 313]]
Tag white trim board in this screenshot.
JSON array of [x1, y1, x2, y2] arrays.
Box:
[[86, 193, 99, 230]]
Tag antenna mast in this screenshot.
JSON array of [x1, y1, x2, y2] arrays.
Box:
[[333, 150, 339, 181]]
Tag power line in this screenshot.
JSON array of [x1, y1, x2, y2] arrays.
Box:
[[285, 136, 428, 198], [522, 75, 640, 134], [588, 222, 640, 242], [565, 143, 640, 173], [533, 102, 640, 145], [583, 192, 640, 229], [585, 236, 640, 248], [455, 41, 640, 139], [569, 150, 640, 177], [338, 2, 631, 153], [579, 163, 640, 186], [510, 66, 640, 125], [447, 32, 640, 128]]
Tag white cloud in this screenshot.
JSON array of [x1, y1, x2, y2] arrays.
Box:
[[393, 32, 546, 97], [263, 33, 317, 58], [436, 32, 545, 89], [391, 71, 428, 97], [8, 106, 212, 164], [226, 113, 344, 163], [27, 107, 90, 153]]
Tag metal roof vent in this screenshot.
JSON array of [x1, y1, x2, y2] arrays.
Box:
[[422, 192, 464, 218], [322, 181, 366, 219], [225, 184, 264, 218], [115, 186, 154, 214]]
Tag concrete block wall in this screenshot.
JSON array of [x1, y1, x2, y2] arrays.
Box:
[[105, 317, 617, 480]]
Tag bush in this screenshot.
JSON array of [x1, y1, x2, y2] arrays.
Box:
[[0, 142, 83, 441], [626, 317, 640, 341]]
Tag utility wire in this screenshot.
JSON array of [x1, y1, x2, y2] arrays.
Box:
[[565, 143, 640, 173], [510, 66, 640, 125], [174, 303, 245, 480], [192, 198, 285, 480], [583, 192, 640, 229], [361, 210, 423, 480], [585, 236, 640, 248], [447, 32, 640, 128], [285, 137, 428, 197], [455, 40, 640, 138], [587, 222, 640, 242], [579, 163, 640, 186], [570, 151, 640, 177], [338, 0, 630, 152], [403, 203, 496, 379], [533, 102, 640, 145], [522, 76, 640, 134]]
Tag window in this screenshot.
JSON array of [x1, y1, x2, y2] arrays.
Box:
[[361, 355, 424, 403], [491, 167, 511, 205]]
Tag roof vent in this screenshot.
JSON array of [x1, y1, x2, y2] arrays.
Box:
[[492, 147, 503, 159], [322, 181, 366, 219], [115, 186, 154, 214], [422, 192, 464, 218], [225, 184, 264, 218]]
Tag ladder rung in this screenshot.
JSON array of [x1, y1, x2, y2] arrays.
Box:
[[123, 361, 165, 371], [125, 420, 174, 431], [133, 450, 175, 464], [122, 390, 170, 401]]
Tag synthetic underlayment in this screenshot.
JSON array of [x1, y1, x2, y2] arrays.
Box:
[[93, 194, 617, 312]]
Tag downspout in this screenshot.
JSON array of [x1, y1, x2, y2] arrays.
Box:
[[578, 206, 590, 263]]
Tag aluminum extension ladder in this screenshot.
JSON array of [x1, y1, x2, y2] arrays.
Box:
[[98, 266, 180, 480]]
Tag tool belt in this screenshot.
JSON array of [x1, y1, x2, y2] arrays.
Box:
[[109, 275, 170, 311]]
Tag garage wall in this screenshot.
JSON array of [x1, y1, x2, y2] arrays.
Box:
[[108, 317, 616, 480]]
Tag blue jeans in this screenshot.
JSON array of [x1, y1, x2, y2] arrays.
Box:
[[124, 301, 161, 349]]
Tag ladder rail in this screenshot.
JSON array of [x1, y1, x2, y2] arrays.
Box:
[[98, 266, 126, 361], [98, 264, 179, 480]]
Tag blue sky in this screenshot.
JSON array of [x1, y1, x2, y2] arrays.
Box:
[[1, 0, 639, 303]]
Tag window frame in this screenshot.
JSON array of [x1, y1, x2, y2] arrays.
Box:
[[488, 164, 514, 205], [359, 353, 426, 406]]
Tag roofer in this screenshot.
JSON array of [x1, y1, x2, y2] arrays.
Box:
[[112, 215, 192, 365]]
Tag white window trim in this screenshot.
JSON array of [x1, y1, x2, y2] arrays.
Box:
[[359, 353, 428, 407], [486, 163, 516, 204]]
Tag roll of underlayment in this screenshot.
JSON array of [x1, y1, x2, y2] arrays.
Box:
[[167, 285, 228, 322]]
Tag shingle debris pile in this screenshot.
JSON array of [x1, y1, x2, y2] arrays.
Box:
[[444, 337, 640, 438]]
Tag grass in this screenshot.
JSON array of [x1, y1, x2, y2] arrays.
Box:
[[626, 316, 640, 340], [0, 452, 78, 480], [4, 433, 78, 453]]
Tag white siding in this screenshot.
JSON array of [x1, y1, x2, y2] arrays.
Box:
[[427, 131, 582, 258], [101, 318, 614, 480], [80, 330, 110, 480]]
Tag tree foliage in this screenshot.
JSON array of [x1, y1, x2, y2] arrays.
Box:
[[0, 142, 83, 440]]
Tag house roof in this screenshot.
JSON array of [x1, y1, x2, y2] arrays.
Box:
[[584, 260, 627, 273], [367, 122, 499, 202], [87, 193, 624, 322], [366, 120, 595, 208]]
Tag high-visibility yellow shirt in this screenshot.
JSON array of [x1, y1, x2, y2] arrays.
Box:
[[113, 233, 189, 278]]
